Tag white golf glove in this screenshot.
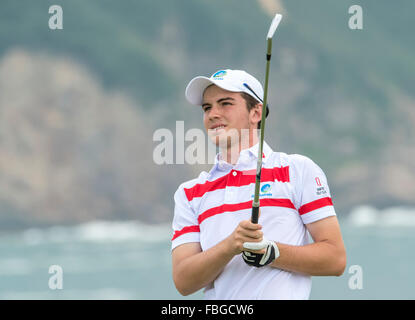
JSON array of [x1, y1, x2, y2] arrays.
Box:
[[242, 238, 279, 267]]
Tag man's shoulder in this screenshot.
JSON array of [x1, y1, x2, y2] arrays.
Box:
[[272, 151, 315, 168], [175, 170, 210, 193], [272, 152, 323, 184]]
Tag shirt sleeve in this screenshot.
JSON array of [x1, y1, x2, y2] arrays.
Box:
[[296, 156, 336, 225], [171, 185, 200, 251]]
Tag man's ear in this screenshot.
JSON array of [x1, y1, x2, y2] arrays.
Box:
[[250, 103, 263, 126]]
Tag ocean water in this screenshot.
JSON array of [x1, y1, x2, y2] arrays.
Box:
[[0, 206, 414, 300]]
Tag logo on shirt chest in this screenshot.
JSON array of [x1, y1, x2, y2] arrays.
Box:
[[251, 183, 273, 198]]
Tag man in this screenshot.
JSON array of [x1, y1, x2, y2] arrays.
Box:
[[171, 69, 346, 299]]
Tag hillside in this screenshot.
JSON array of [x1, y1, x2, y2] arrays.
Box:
[[0, 0, 414, 229]]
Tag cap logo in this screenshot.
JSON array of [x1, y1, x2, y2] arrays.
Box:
[[212, 70, 227, 80]]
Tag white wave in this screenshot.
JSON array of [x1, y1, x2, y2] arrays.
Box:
[[21, 220, 173, 245], [74, 220, 172, 243], [0, 258, 33, 275], [345, 205, 415, 227]]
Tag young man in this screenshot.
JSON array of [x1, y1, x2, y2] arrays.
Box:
[[171, 69, 346, 299]]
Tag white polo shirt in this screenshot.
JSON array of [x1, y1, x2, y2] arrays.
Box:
[[171, 141, 336, 300]]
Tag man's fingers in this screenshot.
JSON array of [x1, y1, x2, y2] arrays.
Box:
[[239, 228, 263, 240], [238, 220, 263, 243], [240, 220, 262, 230], [232, 220, 264, 254]]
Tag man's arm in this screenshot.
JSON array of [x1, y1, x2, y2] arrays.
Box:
[[270, 216, 346, 276], [172, 241, 233, 296], [172, 220, 263, 296]]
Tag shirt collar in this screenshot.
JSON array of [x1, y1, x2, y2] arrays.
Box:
[[246, 140, 273, 163], [209, 152, 232, 174], [208, 141, 273, 177]]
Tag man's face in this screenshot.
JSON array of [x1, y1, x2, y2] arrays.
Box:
[[202, 85, 260, 148]]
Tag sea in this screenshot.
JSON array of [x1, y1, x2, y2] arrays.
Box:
[[1, 205, 414, 300]]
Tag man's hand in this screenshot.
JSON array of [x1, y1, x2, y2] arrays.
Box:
[[242, 239, 279, 267], [225, 220, 264, 255]]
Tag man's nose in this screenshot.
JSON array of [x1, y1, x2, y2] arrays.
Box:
[[208, 104, 222, 119]]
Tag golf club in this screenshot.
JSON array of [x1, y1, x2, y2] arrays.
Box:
[[251, 13, 282, 224]]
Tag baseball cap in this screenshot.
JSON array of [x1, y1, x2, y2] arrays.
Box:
[[185, 69, 267, 112]]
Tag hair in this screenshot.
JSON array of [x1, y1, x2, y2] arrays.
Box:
[[240, 92, 269, 129]]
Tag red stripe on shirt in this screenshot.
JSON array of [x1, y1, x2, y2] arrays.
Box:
[[298, 197, 333, 215], [184, 166, 290, 202], [171, 225, 200, 241], [184, 175, 228, 201], [198, 198, 296, 225], [270, 166, 290, 182]]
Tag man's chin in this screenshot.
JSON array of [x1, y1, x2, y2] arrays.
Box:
[[208, 129, 240, 149], [210, 136, 226, 147]]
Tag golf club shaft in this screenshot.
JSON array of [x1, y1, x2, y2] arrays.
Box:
[[251, 38, 272, 224]]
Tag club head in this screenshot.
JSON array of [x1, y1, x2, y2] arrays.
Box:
[[266, 13, 282, 39]]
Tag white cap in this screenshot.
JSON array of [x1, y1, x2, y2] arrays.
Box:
[[185, 69, 264, 106]]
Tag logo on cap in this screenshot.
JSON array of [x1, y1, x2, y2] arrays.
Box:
[[212, 70, 227, 80]]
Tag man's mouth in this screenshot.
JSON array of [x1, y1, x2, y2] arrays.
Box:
[[211, 124, 227, 131]]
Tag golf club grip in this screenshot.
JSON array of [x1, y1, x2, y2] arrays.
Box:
[[251, 206, 259, 224]]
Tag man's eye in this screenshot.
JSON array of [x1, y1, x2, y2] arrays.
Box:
[[203, 106, 211, 112]]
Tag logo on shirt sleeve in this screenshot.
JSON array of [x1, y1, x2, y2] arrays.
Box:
[[315, 177, 327, 196], [315, 177, 322, 186]]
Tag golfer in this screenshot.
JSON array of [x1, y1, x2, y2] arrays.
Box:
[[171, 69, 346, 299]]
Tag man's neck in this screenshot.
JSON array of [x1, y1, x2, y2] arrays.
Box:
[[220, 134, 259, 165]]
